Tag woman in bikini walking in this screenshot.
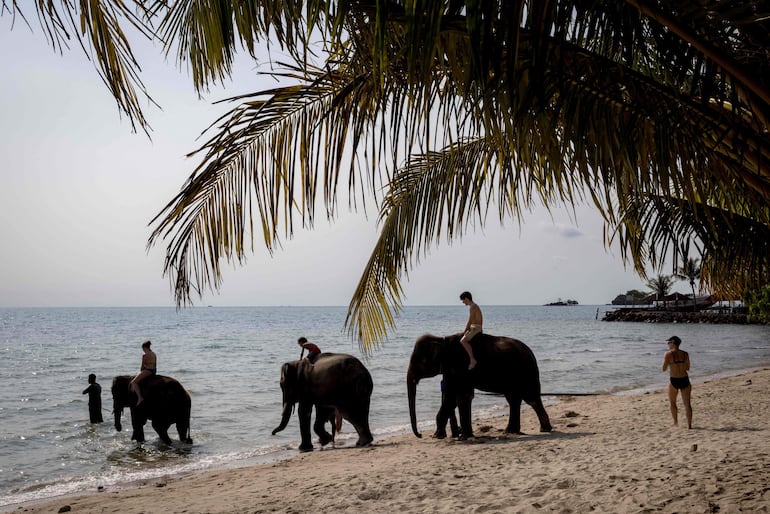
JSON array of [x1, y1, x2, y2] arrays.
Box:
[[662, 335, 692, 429]]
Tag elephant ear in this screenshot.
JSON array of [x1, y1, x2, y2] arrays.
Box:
[[111, 376, 130, 404], [280, 362, 299, 388], [280, 362, 289, 382], [439, 337, 464, 375]]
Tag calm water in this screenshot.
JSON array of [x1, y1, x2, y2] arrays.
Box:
[[1, 305, 769, 507]]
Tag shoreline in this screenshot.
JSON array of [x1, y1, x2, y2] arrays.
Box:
[[4, 365, 748, 509], [6, 368, 770, 513]]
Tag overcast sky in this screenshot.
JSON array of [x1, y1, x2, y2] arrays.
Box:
[[0, 19, 662, 308]]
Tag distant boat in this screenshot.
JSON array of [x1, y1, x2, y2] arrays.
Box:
[[544, 299, 579, 306]]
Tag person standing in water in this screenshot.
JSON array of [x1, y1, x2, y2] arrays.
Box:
[[661, 335, 693, 429], [82, 373, 103, 423], [130, 341, 157, 405]]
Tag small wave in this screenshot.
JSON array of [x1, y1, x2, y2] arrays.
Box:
[[0, 444, 297, 509]]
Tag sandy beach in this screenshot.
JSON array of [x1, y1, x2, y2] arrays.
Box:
[[7, 368, 770, 513]]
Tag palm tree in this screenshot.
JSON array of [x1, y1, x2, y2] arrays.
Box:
[[646, 275, 674, 307], [7, 2, 770, 351], [675, 257, 702, 311]]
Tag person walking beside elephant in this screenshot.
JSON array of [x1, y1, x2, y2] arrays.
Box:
[[460, 291, 483, 370], [662, 335, 693, 429], [130, 340, 157, 405]]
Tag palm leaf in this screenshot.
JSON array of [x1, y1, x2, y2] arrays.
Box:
[[6, 0, 160, 132]]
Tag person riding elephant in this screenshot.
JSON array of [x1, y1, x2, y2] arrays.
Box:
[[112, 374, 193, 445], [130, 340, 157, 405], [407, 333, 552, 440], [272, 353, 374, 451]]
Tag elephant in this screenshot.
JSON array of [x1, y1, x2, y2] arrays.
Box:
[[112, 375, 193, 445], [407, 333, 552, 440], [272, 353, 374, 452]]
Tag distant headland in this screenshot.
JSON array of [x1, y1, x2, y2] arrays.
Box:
[[602, 291, 748, 324]]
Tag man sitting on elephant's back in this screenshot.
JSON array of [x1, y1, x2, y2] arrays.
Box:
[[460, 291, 483, 370]]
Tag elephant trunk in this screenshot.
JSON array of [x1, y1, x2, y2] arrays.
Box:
[[407, 370, 422, 438], [272, 402, 293, 435]]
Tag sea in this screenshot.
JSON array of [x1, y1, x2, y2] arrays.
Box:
[[1, 305, 769, 508]]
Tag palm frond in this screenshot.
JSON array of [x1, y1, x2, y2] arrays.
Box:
[[613, 192, 770, 299], [346, 139, 491, 351], [346, 134, 580, 351], [158, 0, 309, 92], [147, 61, 390, 305]]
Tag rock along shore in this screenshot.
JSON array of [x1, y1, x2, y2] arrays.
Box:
[[602, 308, 749, 324]]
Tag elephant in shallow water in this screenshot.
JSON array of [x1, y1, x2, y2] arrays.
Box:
[[112, 375, 193, 445], [407, 333, 552, 440], [272, 353, 374, 451]]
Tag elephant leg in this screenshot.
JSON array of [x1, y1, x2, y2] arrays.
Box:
[[351, 418, 374, 447], [313, 406, 334, 447], [176, 419, 193, 444], [131, 412, 146, 442], [504, 394, 523, 433], [433, 405, 449, 439], [456, 395, 474, 440], [525, 396, 553, 432], [298, 402, 314, 452], [152, 419, 173, 445], [176, 403, 193, 444], [175, 420, 186, 443], [348, 402, 373, 447], [433, 394, 457, 439], [449, 408, 460, 438]]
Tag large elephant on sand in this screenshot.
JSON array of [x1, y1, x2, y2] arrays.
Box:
[[272, 353, 374, 451], [112, 375, 193, 445], [407, 333, 552, 440]]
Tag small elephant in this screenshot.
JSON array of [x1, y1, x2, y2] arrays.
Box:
[[272, 353, 374, 451], [112, 375, 193, 445]]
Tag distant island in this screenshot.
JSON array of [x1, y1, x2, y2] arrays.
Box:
[[544, 299, 579, 306]]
